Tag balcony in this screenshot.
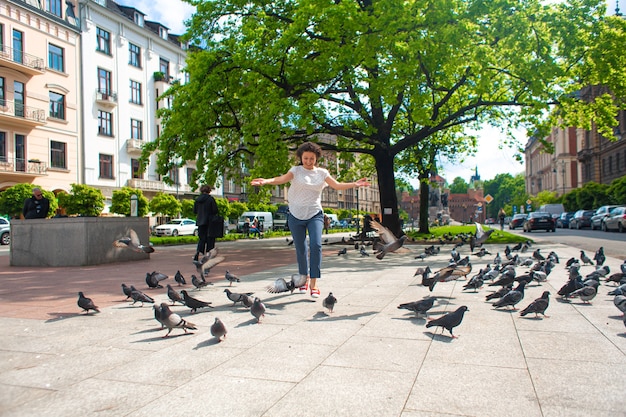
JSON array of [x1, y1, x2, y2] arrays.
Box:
[[126, 139, 144, 154], [126, 178, 191, 194], [577, 148, 593, 161], [0, 157, 47, 176], [0, 100, 46, 128], [0, 46, 45, 76], [95, 89, 118, 108]]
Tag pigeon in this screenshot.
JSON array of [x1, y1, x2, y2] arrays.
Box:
[[614, 295, 626, 315], [241, 293, 255, 308], [485, 285, 513, 301], [77, 292, 99, 314], [191, 274, 211, 290], [557, 271, 584, 298], [463, 273, 484, 292], [470, 223, 494, 252], [359, 246, 370, 257], [606, 273, 626, 286], [489, 268, 516, 288], [532, 249, 545, 261], [225, 270, 240, 286], [608, 284, 626, 296], [425, 306, 469, 338], [370, 220, 408, 260], [193, 248, 225, 276], [181, 290, 213, 313], [414, 266, 431, 277], [210, 317, 227, 342], [121, 283, 132, 300], [251, 297, 266, 323], [472, 248, 491, 258], [166, 284, 185, 305], [146, 271, 168, 289], [493, 252, 502, 266], [266, 274, 307, 294], [492, 281, 526, 310], [224, 289, 255, 306], [397, 297, 436, 317], [159, 303, 197, 337], [174, 270, 186, 286], [519, 291, 550, 318], [580, 250, 594, 266], [337, 247, 347, 256], [130, 285, 154, 306], [153, 304, 165, 329], [569, 282, 598, 303], [112, 228, 154, 253], [593, 247, 605, 266], [322, 292, 337, 313]]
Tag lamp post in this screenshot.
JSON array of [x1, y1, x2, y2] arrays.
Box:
[[356, 187, 360, 236], [561, 160, 566, 195]]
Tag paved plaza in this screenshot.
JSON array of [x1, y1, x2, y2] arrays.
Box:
[[0, 235, 624, 416]]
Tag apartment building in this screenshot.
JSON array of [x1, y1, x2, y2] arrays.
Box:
[[77, 0, 194, 209], [0, 0, 81, 194]]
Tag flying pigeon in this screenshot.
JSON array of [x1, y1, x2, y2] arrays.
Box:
[[370, 220, 408, 260], [159, 303, 197, 337], [77, 292, 99, 314], [519, 291, 550, 318], [322, 292, 337, 313], [224, 289, 255, 306], [492, 281, 526, 310], [251, 297, 266, 323], [397, 297, 436, 317], [129, 285, 154, 306], [181, 290, 213, 313], [193, 248, 225, 276], [166, 284, 185, 305], [470, 223, 494, 252], [425, 306, 469, 338], [266, 274, 307, 294], [174, 270, 186, 286], [112, 229, 154, 253], [225, 270, 241, 286], [210, 317, 227, 342], [146, 271, 168, 289]]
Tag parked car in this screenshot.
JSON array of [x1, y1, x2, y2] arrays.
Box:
[[591, 205, 623, 230], [509, 213, 527, 230], [569, 210, 595, 229], [273, 211, 289, 231], [153, 218, 198, 236], [556, 212, 575, 229], [0, 217, 10, 245], [523, 212, 556, 233], [602, 206, 626, 232]]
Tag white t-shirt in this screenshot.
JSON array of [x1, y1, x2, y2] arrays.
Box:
[[288, 165, 329, 220]]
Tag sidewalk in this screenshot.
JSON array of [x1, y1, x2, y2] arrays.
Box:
[[0, 236, 624, 416]]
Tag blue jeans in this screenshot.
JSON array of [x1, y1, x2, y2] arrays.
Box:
[[288, 210, 323, 279]]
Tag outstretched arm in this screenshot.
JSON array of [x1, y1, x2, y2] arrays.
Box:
[[326, 177, 370, 190], [251, 171, 294, 186]]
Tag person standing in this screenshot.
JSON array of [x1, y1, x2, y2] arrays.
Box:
[[193, 185, 218, 261], [22, 187, 50, 219], [251, 142, 370, 298], [498, 208, 506, 231]]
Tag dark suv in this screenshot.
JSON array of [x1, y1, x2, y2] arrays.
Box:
[[523, 212, 556, 233], [590, 205, 622, 230], [569, 210, 594, 229]]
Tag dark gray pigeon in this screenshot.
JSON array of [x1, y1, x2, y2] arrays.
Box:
[[593, 247, 605, 266], [322, 292, 337, 313], [159, 303, 197, 337], [425, 306, 468, 338], [370, 220, 407, 260], [130, 285, 154, 306], [241, 294, 255, 308], [519, 291, 550, 318], [77, 292, 99, 314], [337, 247, 347, 256], [397, 297, 436, 317], [210, 317, 227, 342], [174, 270, 186, 286], [493, 281, 526, 310], [112, 229, 154, 253], [251, 297, 266, 323], [225, 270, 240, 286], [121, 283, 132, 300], [615, 295, 626, 315], [191, 274, 211, 290], [569, 283, 598, 303], [166, 284, 185, 305], [181, 290, 213, 313], [146, 271, 168, 289], [153, 304, 165, 329], [266, 274, 307, 294], [359, 246, 370, 257], [485, 285, 513, 301], [224, 289, 254, 306], [608, 283, 626, 296], [580, 250, 593, 266]]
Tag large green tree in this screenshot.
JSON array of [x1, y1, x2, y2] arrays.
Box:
[[145, 0, 624, 235]]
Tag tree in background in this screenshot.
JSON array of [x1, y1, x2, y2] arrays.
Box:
[[149, 193, 182, 218], [110, 187, 149, 217], [576, 182, 611, 209], [608, 176, 626, 205], [57, 184, 104, 217], [0, 184, 57, 218], [449, 177, 469, 195], [145, 0, 624, 235], [483, 173, 527, 217], [181, 199, 195, 219]]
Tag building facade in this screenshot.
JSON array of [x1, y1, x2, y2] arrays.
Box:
[[0, 0, 81, 195]]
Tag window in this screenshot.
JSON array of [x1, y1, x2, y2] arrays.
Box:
[[187, 168, 195, 185], [169, 168, 179, 185], [131, 158, 143, 179], [49, 91, 65, 119], [14, 81, 24, 117], [96, 27, 111, 55], [50, 141, 66, 169], [48, 43, 64, 72], [12, 29, 23, 64], [130, 119, 143, 140], [129, 43, 141, 67], [129, 80, 142, 104], [0, 77, 5, 106], [15, 134, 25, 171], [98, 110, 113, 136], [46, 0, 62, 17], [159, 58, 169, 78], [0, 132, 6, 163], [99, 154, 113, 179], [97, 68, 111, 95]]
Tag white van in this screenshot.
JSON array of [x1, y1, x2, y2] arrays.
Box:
[[539, 204, 565, 217], [237, 211, 273, 232]]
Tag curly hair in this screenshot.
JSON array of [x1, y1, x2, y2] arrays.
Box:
[[296, 141, 322, 163], [199, 185, 212, 194]]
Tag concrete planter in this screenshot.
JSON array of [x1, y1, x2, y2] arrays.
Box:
[[10, 217, 152, 266]]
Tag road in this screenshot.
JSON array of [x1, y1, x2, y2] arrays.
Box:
[[507, 226, 626, 259]]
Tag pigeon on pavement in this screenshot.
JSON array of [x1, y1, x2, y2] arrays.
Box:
[[266, 274, 307, 294], [191, 274, 211, 290], [337, 247, 347, 256], [159, 303, 197, 337], [425, 306, 468, 338], [174, 270, 186, 286], [492, 281, 526, 310], [77, 292, 99, 314], [370, 220, 408, 260], [569, 284, 598, 304], [146, 271, 168, 289], [130, 285, 154, 306], [398, 297, 436, 317], [251, 297, 266, 323], [121, 283, 132, 300], [224, 289, 255, 306], [181, 290, 213, 313], [593, 247, 605, 266], [485, 285, 513, 301], [166, 284, 185, 305], [580, 250, 594, 266], [210, 317, 227, 342], [112, 229, 154, 253], [613, 295, 626, 315], [322, 292, 337, 313], [519, 291, 550, 318], [225, 270, 241, 286]]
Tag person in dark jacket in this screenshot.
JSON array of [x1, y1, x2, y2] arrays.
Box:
[[22, 187, 50, 219], [193, 185, 218, 261]]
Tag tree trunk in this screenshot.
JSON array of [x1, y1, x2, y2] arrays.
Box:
[[374, 149, 403, 236], [419, 180, 430, 233]]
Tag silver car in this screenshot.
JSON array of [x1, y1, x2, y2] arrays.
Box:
[[602, 206, 626, 232], [0, 217, 10, 245]]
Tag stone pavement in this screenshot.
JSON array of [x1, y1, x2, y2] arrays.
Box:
[[0, 235, 625, 417]]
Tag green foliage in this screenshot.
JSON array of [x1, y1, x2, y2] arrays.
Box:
[[449, 177, 469, 194], [149, 193, 182, 217], [608, 176, 626, 204], [215, 197, 230, 218], [0, 184, 57, 218], [181, 199, 195, 219], [406, 225, 528, 244], [576, 181, 610, 209], [228, 201, 248, 221], [57, 184, 104, 217], [110, 187, 149, 217], [531, 190, 559, 208], [483, 173, 528, 218]]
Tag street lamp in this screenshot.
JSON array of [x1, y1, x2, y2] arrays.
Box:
[[560, 161, 566, 195]]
